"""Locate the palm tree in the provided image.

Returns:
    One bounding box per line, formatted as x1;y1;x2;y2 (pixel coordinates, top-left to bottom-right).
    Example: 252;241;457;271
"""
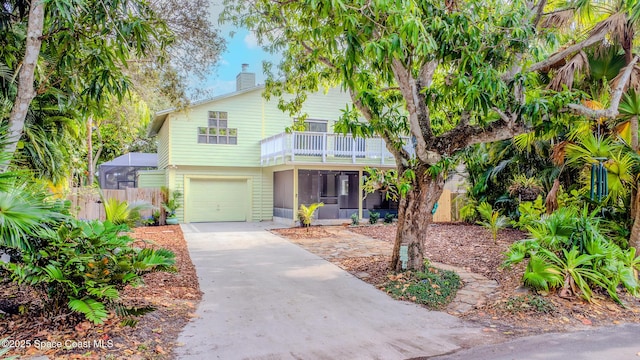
620;90;640;251
0;125;65;250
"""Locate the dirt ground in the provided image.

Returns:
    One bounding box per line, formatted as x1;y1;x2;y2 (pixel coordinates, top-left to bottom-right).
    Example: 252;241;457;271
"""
4;222;640;358
0;225;201;360
346;223;640;336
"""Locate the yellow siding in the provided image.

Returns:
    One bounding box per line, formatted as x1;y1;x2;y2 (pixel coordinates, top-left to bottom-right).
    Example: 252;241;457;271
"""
165;87;353;168
137;170;165;188
157;120;170;169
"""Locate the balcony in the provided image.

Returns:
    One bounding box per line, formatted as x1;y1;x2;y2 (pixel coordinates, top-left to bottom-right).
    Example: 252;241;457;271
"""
260;132;413;166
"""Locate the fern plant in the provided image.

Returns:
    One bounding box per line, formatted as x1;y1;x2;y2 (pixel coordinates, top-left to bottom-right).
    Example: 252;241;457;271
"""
476;202;508;244
298;202;324;228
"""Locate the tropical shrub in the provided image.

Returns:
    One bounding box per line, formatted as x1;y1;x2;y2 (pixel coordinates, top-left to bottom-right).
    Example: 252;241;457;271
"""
508;175;544;201
503;205;640;303
476;202;509;244
3;220;176;324
369;211;380;224
161;187;182;218
384;213;395;224
526;206;576;251
103;198;153;227
298;202;324;228
350;213;359;226
0;179;66;251
511;196;546;230
458;196;479;222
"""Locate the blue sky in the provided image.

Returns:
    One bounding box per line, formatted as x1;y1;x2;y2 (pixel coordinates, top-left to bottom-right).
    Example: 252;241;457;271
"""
190;2;278;98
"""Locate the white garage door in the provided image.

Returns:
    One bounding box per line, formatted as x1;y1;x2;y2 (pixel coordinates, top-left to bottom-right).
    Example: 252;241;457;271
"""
187;179;249;222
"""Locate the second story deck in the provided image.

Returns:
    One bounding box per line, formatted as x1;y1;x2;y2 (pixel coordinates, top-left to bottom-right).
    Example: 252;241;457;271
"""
260;131;413;166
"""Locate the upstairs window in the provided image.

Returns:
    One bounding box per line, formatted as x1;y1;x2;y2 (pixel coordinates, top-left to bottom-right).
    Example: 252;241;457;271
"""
303;119;327;132
198;111;238;144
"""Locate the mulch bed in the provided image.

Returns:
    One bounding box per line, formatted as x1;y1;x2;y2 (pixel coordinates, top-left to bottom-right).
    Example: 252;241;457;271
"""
1;225;201;360
339;223;640;335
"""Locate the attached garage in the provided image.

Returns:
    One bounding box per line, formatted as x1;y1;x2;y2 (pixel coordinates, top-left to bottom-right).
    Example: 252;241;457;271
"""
185;178;250;222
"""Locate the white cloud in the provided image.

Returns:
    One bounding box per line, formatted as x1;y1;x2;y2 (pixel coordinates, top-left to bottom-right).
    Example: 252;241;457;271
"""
244;32;259;49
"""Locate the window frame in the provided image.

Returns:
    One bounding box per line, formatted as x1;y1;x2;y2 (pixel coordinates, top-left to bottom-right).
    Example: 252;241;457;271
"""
198;111;238;145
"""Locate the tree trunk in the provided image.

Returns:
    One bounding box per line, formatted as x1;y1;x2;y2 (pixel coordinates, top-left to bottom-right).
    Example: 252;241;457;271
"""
2;1;45;171
87;117;94;186
390;171;444;272
545;178;560;214
630;195;640;252
629;116;640;254
631;115;638;220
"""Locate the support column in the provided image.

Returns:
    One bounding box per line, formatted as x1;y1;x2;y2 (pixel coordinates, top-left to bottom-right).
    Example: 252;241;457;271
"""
293;167;299;223
358;169;364;220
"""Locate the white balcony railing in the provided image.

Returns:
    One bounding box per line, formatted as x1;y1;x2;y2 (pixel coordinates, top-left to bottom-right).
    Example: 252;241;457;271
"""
260;131;413;165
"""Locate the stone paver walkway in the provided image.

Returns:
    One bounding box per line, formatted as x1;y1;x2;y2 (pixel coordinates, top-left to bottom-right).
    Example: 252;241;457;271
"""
277;226;499;315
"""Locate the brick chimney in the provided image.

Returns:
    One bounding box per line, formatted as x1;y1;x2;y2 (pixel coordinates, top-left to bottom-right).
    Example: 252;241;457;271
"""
236;63;256;91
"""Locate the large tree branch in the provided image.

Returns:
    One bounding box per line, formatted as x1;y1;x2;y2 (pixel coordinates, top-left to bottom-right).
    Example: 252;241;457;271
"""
502;18;610;82
434;117;528;155
3;1;45;172
300;41;337;69
568;55;640;119
391;59;441;165
532;0;548;27
528;30;607;73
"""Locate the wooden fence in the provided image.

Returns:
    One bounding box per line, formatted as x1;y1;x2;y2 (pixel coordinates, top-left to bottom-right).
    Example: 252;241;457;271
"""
433;189;452;222
67;187;164;222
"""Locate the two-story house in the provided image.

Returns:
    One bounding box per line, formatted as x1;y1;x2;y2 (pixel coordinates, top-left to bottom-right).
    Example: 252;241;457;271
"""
140;65;421;224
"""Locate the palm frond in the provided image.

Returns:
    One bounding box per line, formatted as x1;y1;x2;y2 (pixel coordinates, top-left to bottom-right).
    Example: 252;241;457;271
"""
619;89;640;116
523;253;564;292
68;297;108;324
548;51;589;91
540;8;575;29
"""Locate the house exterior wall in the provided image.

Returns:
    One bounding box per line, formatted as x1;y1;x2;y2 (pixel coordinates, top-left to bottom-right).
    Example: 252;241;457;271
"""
164;87;352;169
166;166;273;222
151;85;461;223
137;170;166;188
157;120;170;169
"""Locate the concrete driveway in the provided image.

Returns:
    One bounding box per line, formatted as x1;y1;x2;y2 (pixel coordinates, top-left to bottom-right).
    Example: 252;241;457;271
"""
175;222;497;360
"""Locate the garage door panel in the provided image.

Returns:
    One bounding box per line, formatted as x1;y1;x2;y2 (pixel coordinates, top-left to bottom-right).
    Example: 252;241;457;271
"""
188;179;248;222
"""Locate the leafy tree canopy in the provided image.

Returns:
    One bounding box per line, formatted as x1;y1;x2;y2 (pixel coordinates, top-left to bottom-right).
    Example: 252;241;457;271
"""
224;0;640;270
